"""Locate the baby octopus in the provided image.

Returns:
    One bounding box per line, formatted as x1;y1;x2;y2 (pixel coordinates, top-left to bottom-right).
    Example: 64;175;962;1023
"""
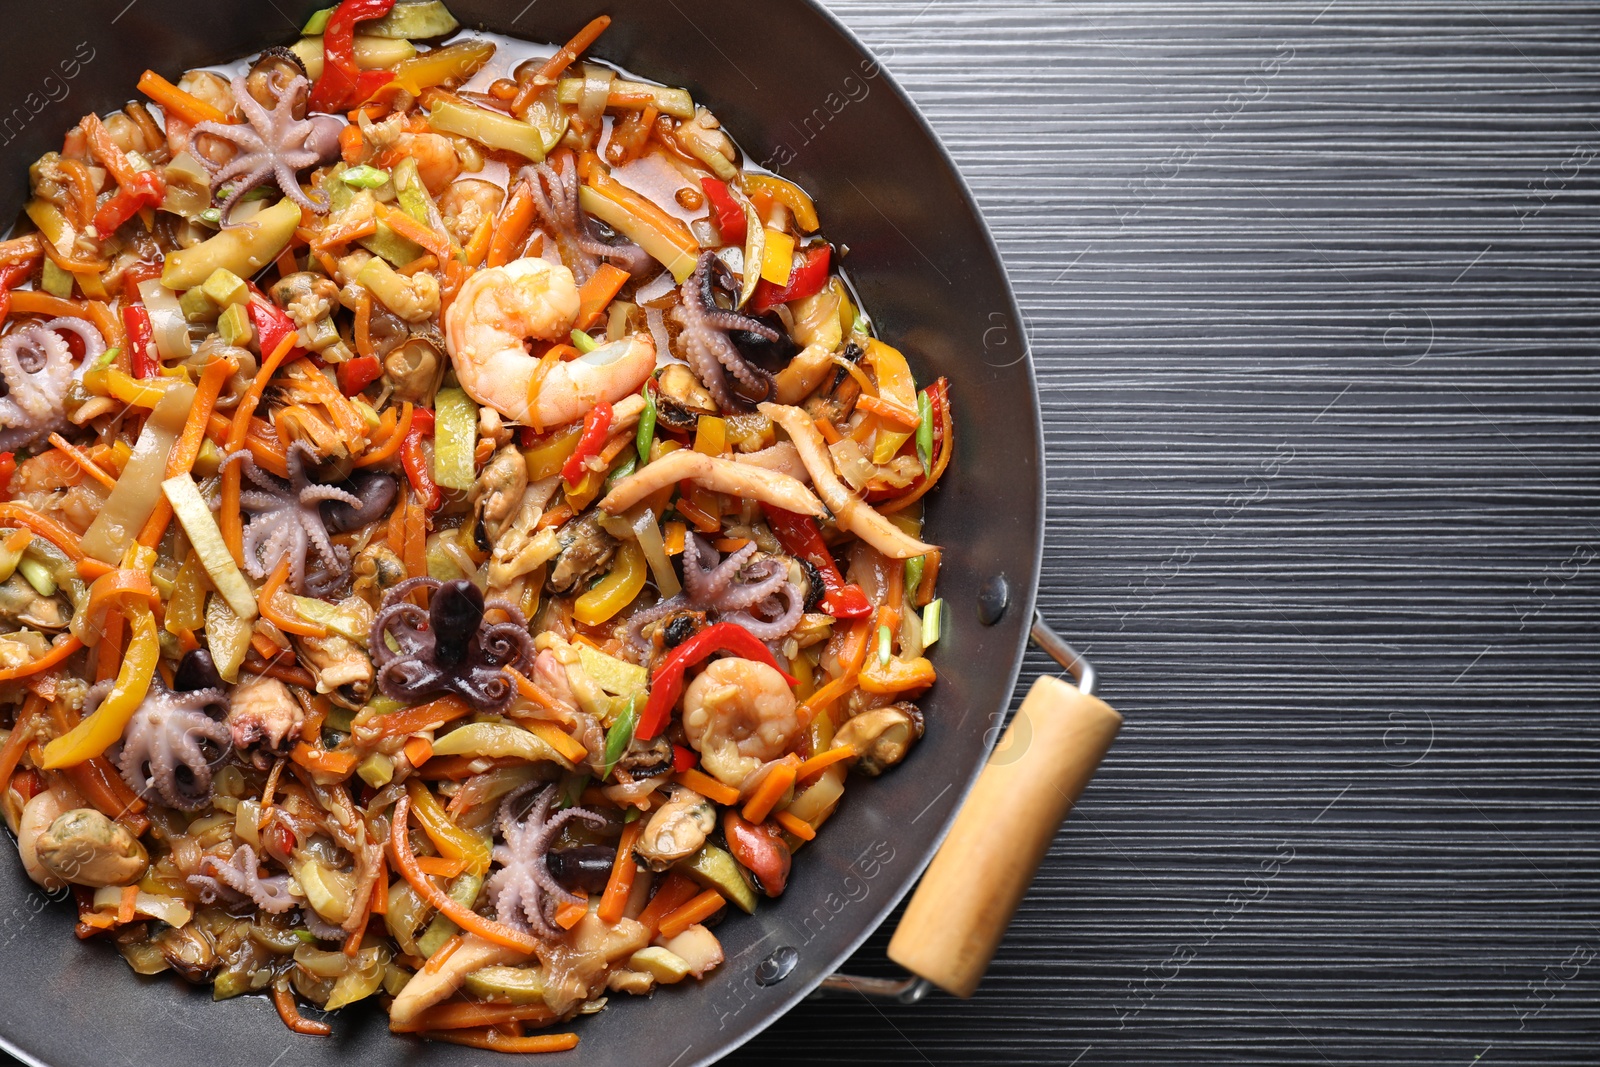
369;577;536;714
672;251;782;411
0;318;106;452
625;533;804;655
111;674;230;811
523;153;652;283
229;440;357;597
487;783;607;941
191;71;341;224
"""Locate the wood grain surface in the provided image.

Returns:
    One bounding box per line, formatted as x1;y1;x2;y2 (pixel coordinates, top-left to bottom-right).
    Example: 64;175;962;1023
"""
736;1;1600;1064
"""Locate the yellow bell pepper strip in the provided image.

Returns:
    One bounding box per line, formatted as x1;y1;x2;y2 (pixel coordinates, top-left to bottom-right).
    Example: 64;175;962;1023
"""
857;653;936;695
863;339;918;465
744;174;820;232
759;227;795;287
42;601;158;768
387;38;495;98
406;779;491;877
573;541;645;626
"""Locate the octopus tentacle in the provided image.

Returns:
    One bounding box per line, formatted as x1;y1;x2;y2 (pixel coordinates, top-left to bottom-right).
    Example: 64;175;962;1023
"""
231;442;354;594
370;579;534;713
671;251;779;410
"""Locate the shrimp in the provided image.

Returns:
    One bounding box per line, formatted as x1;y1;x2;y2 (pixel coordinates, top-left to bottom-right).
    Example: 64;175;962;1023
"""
681;657;806;788
438;178;504;247
444;256;656;428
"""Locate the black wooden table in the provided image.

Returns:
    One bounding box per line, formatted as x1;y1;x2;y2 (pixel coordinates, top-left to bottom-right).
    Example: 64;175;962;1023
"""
737;2;1600;1064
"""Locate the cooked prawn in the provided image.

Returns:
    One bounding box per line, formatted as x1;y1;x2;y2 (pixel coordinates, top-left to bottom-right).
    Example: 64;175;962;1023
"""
682;657;807;788
444;256;656;427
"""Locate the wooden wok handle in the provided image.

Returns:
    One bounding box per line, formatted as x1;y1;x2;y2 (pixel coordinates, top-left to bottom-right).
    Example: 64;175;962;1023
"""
887;675;1122;998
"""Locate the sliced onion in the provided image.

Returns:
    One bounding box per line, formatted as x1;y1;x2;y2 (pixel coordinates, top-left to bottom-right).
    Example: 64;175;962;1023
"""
645;306;674;365
577;63;616;129
737;192;763;308
137;277;193;362
630;506;681;599
634;270;676;307
829;437;876;492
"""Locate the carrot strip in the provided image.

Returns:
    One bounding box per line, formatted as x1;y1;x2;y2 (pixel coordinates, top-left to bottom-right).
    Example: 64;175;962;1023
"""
403;735;433;769
376;202;451;261
487;181;534;269
397;253;438;276
672;767;739;807
8;290;84;319
355;401;413;467
420;1029;578;1053
855;393;921;429
597;821;642;924
272;976;332;1036
205;414;290;477
392;998;557;1033
258;556;327;637
370;693;471;739
797;745;855;781
0;696;44;790
512;14;611;115
312;215;377;250
291;742;359;776
117;885;137;925
137;355;235;548
741;755;799;824
0;635;83;682
403;490;427;580
390;795;539;953
370;858;389;915
657;888;726;940
553;897;588;930
221;334;296;562
138;70;230;126
415;854;467;878
635;871;701;937
47;434;115;491
94;611;124;683
0;504;85;563
463;215;494;267
574;263;630;330
773;810;817;841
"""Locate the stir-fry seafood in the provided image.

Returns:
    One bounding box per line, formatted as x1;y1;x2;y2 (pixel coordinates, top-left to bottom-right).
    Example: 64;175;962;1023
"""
0;3;954;1053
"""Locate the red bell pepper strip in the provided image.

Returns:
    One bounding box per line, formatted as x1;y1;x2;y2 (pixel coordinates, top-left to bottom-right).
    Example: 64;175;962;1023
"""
0;452;16;502
561;400;613;487
93;171;164;237
245;292;305;362
639;622;796;740
751;245;830;314
401;407;441;510
700;178;746;245
121;261;163;305
763;505;873;619
868;376;950;503
672;744;697;773
0;263;32;322
336;354;383;396
121;304;157;379
307;0;397;114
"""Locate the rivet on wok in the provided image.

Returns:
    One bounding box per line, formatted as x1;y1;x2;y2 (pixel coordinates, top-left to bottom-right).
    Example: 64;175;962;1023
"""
977;574;1008;626
755;945;799;986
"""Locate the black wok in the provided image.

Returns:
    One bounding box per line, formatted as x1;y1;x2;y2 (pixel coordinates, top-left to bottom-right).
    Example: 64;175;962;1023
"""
0;2;1117;1063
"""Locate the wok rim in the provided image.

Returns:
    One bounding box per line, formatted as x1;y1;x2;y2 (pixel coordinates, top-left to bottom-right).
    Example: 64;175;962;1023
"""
0;2;1046;1064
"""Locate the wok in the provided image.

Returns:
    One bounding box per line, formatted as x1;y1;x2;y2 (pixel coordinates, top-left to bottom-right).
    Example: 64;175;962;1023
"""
0;2;1120;1063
